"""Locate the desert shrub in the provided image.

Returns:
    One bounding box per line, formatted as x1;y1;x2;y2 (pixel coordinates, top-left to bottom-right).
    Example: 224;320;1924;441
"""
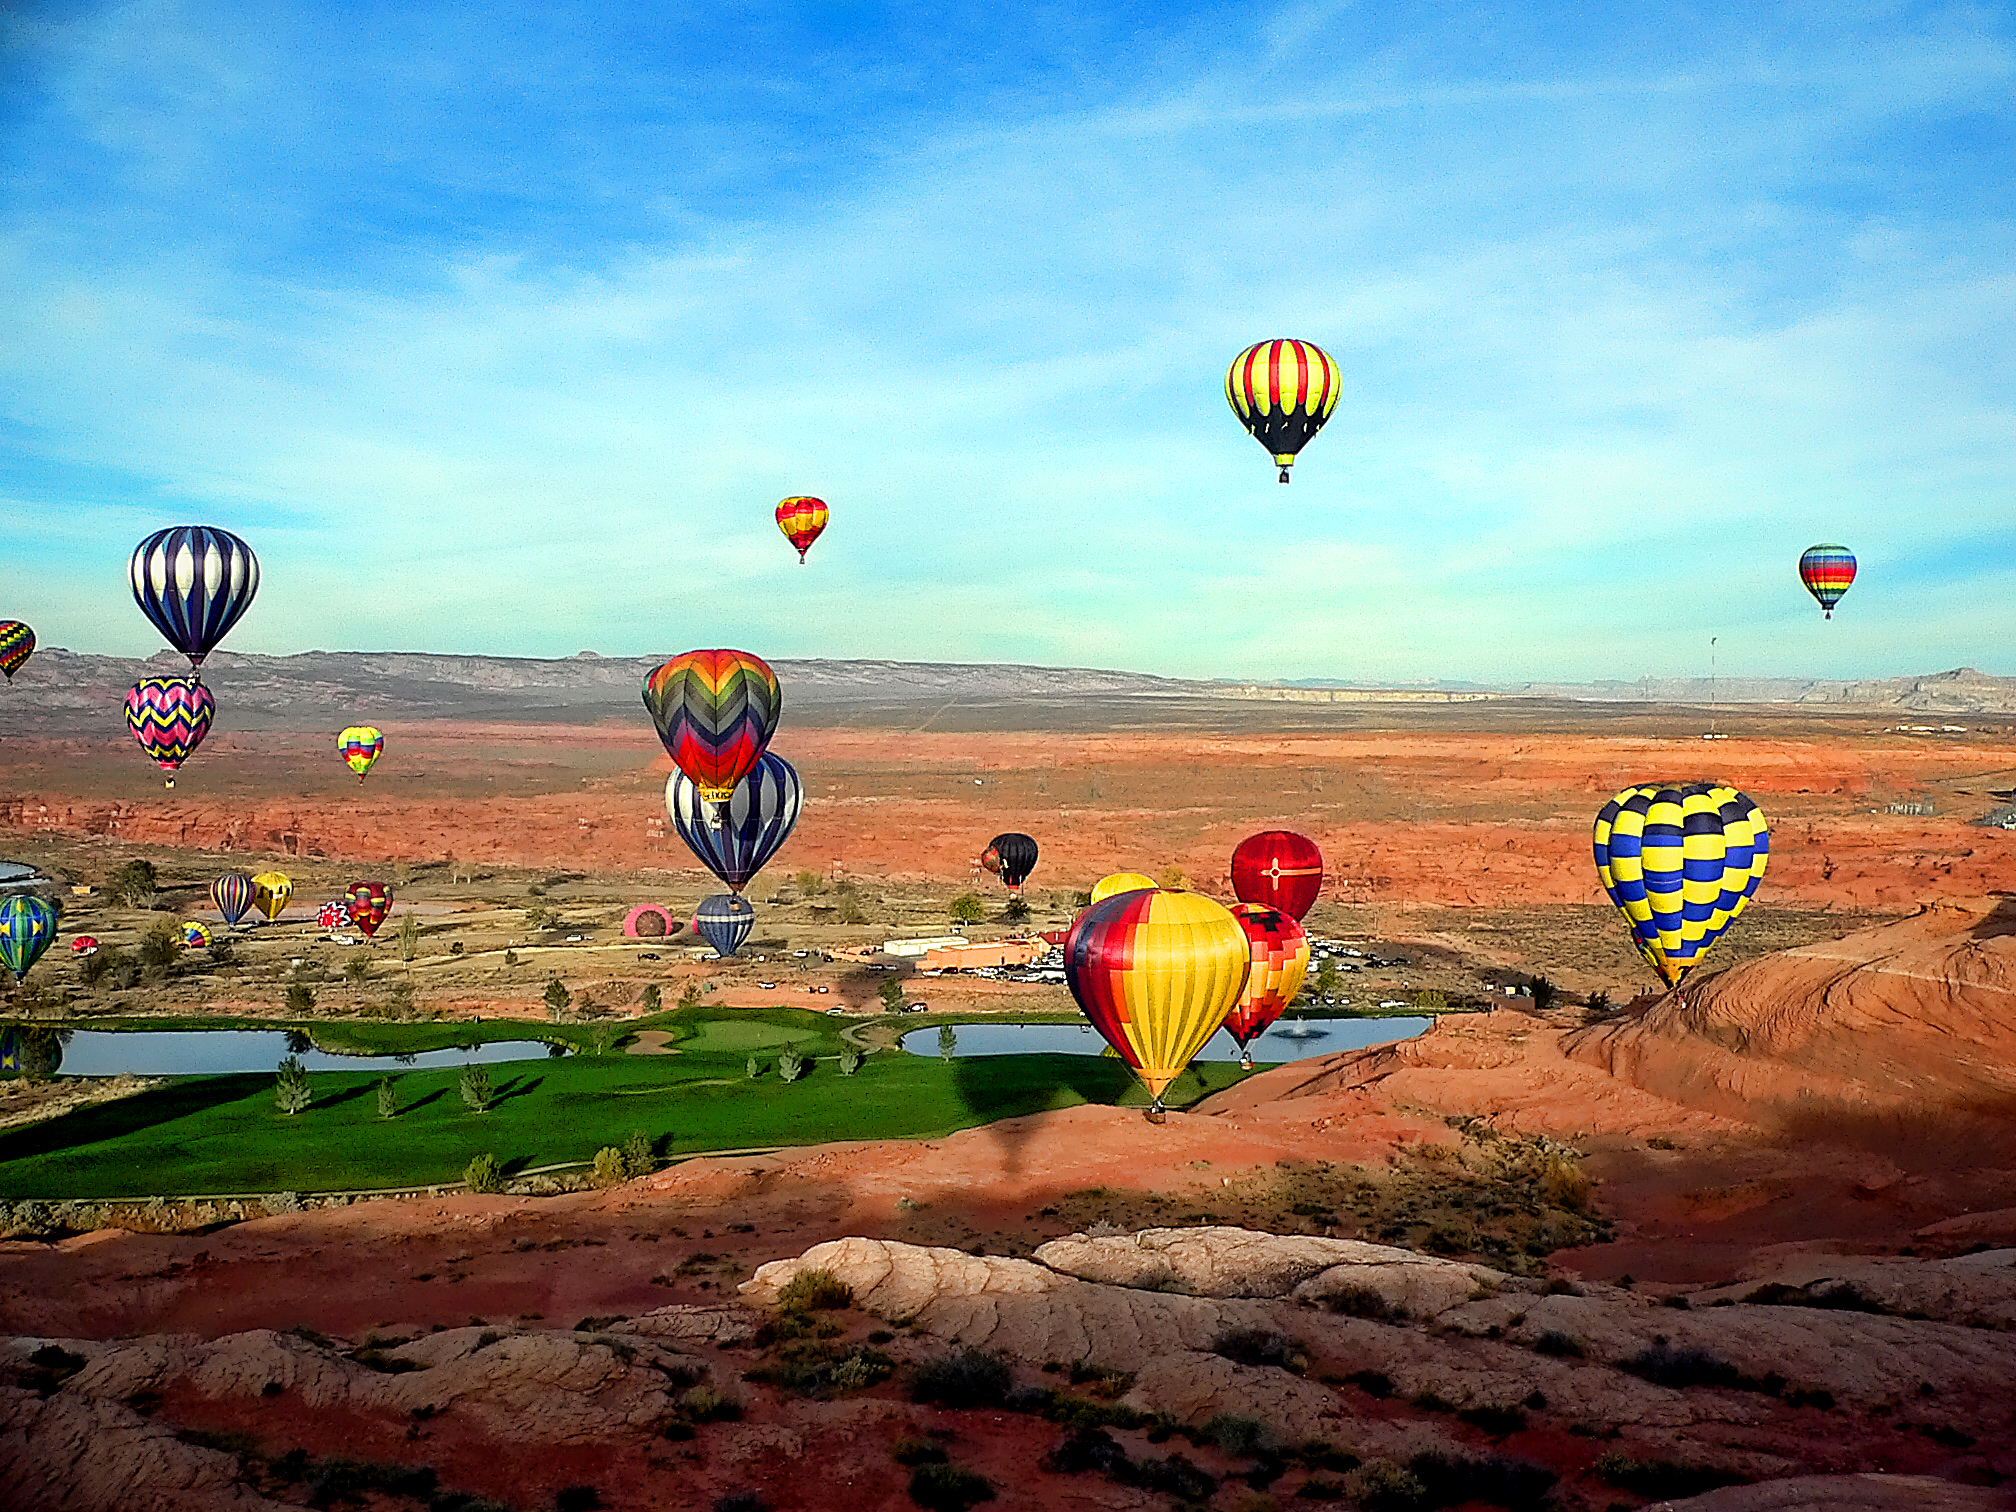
1204;1413;1276;1456
343;954;373;984
1124;1454;1216;1500
1322;1286;1402;1321
504;949;518;966
907;1463;994;1512
591;1147;627;1187
137;920;183;972
640;984;661;1012
1157;866;1187;890
947;892;984;924
107;859;160;908
1586;990;1611;1016
746;1340;893;1397
777;1048;806;1082
1041;1426;1132;1476
1209;1328;1305;1373
1593;1453;1750;1498
1540;1154;1593;1212
396;915;421;962
834;898;869;926
1456;1403;1527;1436
1410;988;1447;1010
680;1384;742;1421
1000;897;1029;923
459;1063;492;1113
449;940;465;956
894;1438;948;1466
1342;1368;1394;1398
465;1154;503;1194
1532;1330;1585;1358
839;1045;863;1076
1068;889;1093;907
794;869;827;897
776;1268;853;1314
1617;1340;1760;1391
1406;1450;1555;1509
544;978;572;1018
621;1129;655;1178
274;1055;312;1116
283;980;315;1014
1528;976;1556;1011
910;1347;1012;1409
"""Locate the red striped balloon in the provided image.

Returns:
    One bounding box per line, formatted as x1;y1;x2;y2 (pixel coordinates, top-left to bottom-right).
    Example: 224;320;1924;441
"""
1226;340;1341;482
776;497;829;562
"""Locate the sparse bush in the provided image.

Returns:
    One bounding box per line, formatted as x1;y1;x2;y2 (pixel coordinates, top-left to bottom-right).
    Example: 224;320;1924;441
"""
1157;866;1187;890
777;1268;853;1315
1348;1460;1424;1512
343;955;372;984
910;1347;1012;1409
274;1055;312;1116
396;914;421;962
1209;1328;1305;1373
1585;990;1611;1016
1068;889;1092;908
459;1062;493;1113
907;1462;994;1511
680;1384;742;1422
137;921;183;972
1001;896;1029;923
778;1048;806;1081
1410;988;1447;1010
1321;1286;1402;1321
1540;1154;1593;1212
504;949;518;966
794;869;827;897
544;978;572;1018
947;892;985;925
679;979;703;1008
1617;1340;1756;1391
1593;1453;1750;1498
1407;1449;1555;1509
894;1438;947;1466
107;859;160;908
465;1153;503;1194
622;1129;655;1178
640;984;661;1012
1457;1403;1527;1436
375;1077;397;1119
839;1046;863;1076
449;940;464;956
1204;1413;1276;1456
592;1147;627;1187
1533;1330;1585;1358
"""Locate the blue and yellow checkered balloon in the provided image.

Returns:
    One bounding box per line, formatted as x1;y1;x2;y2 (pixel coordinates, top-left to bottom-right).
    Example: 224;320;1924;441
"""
1594;783;1770;990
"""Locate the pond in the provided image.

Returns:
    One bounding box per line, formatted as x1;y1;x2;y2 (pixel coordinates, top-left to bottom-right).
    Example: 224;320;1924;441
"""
899;1015;1432;1063
35;1031;565;1079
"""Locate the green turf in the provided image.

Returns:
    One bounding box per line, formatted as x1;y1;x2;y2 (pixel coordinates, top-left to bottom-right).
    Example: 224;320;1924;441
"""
0;1016;1247;1198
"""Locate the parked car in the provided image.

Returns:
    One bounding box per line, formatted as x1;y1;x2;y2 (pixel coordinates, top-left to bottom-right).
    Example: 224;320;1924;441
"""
758;981;776;990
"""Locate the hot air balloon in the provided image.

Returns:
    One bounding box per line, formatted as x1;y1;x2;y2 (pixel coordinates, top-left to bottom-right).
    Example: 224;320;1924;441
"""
129;526;260;671
126;677;214;787
0;894;58;984
1226;339;1341;483
1090;871;1157;904
1594;783;1769;991
776;497;829;563
1065;888;1251;1118
1231;831;1324;920
338;726;385;782
984;833;1039;894
643;649;782;805
69;936;99;956
317;901;350;931
344;882;392;939
210;872;255;928
251;871;293;923
181;920;213;950
666;752;803;892
694;893;757;957
623;903;677;939
0;621;35;681
0;1025;17;1071
1799;543;1856;619
1224;903;1312;1068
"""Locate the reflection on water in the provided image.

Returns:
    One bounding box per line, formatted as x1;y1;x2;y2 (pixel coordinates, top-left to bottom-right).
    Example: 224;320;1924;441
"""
46;1030;563;1078
900;1016;1432;1063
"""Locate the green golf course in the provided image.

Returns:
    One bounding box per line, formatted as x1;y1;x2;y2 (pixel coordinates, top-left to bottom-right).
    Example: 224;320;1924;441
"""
0;1008;1247;1199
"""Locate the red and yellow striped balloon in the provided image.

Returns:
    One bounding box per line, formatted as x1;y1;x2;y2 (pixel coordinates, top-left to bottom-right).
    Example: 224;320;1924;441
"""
641;649;782;803
776;497;829;562
1065;888;1250;1107
1223;903;1311;1056
1226;339;1342;482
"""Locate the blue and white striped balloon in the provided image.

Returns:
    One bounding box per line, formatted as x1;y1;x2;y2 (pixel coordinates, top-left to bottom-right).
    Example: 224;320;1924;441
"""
666;751;803;892
694;893;756;957
129;526;260;670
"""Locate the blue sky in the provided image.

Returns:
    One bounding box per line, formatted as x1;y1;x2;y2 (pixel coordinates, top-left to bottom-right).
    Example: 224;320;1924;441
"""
3;0;2012;683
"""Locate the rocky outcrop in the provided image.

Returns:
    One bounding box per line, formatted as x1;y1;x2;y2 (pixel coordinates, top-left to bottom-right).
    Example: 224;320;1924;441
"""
1565;900;2016;1120
1649;1474;2010;1510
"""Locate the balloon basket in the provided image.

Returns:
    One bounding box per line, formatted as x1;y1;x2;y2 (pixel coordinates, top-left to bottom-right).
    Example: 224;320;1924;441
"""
1144;1102;1167;1125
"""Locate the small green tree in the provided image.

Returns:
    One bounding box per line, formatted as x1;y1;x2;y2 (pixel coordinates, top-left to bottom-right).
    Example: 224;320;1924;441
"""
590;1023;615;1056
544;977;572;1019
778;1047;806;1082
107;859;159;908
1410;987;1447;1010
621;1129;654;1178
284;981;315;1014
460;1062;493;1113
1314;958;1340;998
839;1045;863;1076
591;1146;627;1186
274;1055;312;1116
937;1025;958;1060
1158;865;1188;891
745;1055;763;1080
878;978;906;1013
375;1076;397;1119
1001;896;1030;924
396;914;422;963
947;892;984;925
343;954;372;984
1529;975;1557;1012
465;1153;503;1193
678;979;702;1008
640;984;662;1013
794;869;827;897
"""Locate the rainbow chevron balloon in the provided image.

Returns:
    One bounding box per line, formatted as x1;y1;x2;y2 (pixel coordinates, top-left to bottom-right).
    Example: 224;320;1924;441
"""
642;649;781;802
0;620;35;681
125;676;214;785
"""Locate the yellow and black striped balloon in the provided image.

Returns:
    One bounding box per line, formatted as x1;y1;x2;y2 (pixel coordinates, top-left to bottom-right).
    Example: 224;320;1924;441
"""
1593;783;1769;990
1226;339;1341;482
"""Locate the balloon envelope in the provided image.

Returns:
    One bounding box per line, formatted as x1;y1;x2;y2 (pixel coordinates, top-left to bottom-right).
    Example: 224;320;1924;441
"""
1799;543;1856;618
1593;783;1770;990
1230;831;1324;920
0;621;35;681
344;882;392;939
1065;888;1250;1103
210;872;255;927
181;920;212;949
251;872;293;922
986;832;1039;891
1224;903;1311;1050
126;677;213;780
0;894;58;983
666;752;803;892
1090;871;1157;904
643;649;782;803
776;497;829;562
694;893;756;957
1226;339;1341;482
317;901;351;931
128;526;259;668
338;726;385;781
